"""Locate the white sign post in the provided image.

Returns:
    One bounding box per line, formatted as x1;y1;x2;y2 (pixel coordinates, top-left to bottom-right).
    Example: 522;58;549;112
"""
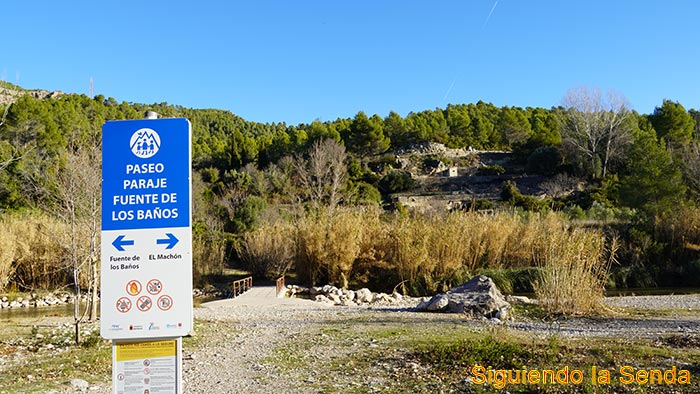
100;117;192;394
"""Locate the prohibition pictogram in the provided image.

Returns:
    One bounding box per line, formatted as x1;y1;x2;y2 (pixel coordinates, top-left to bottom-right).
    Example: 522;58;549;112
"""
147;279;163;295
116;297;132;313
157;295;173;311
126;280;142;296
137;296;152;312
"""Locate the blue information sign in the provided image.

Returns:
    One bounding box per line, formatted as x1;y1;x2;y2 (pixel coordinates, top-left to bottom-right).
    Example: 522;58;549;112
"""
100;118;193;340
102;118;191;231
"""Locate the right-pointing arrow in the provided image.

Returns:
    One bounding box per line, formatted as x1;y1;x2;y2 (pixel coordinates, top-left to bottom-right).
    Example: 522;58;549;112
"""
156;233;179;250
112;235;134;252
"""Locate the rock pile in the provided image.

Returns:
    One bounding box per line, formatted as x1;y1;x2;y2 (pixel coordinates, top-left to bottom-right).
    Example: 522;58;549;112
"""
395;142;472;158
416;275;511;320
192;287;226;299
285;284;420;307
1;287;221;310
0;292;77;309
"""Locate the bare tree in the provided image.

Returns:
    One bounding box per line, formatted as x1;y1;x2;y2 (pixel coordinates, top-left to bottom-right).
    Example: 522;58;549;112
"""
0;82;16;172
295;139;348;210
560;87;633;179
681;140;700;195
0;125;37;174
50;132;101;343
0;102;9;129
540;173;580;199
0;79;12;128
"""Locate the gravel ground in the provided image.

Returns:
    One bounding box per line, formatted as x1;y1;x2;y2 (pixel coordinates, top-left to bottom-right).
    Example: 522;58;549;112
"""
11;293;700;393
183;294;700;393
504;294;700;339
605;294;700;310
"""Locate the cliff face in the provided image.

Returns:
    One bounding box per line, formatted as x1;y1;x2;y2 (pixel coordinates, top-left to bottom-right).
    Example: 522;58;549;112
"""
0;83;63;107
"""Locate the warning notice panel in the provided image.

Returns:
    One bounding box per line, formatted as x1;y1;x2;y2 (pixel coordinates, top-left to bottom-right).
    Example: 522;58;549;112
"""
113;339;178;394
100;118;193;340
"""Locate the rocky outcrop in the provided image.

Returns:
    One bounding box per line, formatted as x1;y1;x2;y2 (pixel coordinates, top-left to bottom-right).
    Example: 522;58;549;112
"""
0;84;64;106
416;275;510;319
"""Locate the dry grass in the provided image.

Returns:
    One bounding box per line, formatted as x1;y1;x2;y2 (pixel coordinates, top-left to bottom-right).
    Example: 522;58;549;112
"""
294;208;365;288
235;221;294;280
3;204;616;316
192;227;228;281
387;216;432;293
532;214;617;314
0;212;68;291
241;209;616;314
656;205;700;255
241;208;614;314
0;217;16;290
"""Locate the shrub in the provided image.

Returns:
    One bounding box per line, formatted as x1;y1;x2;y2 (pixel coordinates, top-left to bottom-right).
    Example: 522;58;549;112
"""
379;171;415;194
351;181;382;205
500;180;549;212
563;204;585;220
500;180;519;203
476;165;506;176
230;195;267;232
368;154;398;173
463;199;495;211
526;146;562;175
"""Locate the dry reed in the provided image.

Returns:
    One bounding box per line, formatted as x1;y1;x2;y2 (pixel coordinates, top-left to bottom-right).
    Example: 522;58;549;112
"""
532;214;617;314
0;212;69;291
294;208;365;288
236;221;294;280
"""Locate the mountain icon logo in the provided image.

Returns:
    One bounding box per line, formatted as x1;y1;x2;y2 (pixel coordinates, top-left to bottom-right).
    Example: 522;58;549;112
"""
130;128;161;158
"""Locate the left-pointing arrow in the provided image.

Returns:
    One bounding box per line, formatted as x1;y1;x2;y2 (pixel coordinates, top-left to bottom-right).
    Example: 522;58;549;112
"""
112;235;134;252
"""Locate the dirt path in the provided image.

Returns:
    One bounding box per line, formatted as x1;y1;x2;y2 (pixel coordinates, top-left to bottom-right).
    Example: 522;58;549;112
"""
185;286;335;392
181;292;700;393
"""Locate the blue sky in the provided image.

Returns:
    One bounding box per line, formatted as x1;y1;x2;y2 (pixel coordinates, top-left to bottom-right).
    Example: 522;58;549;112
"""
3;1;699;125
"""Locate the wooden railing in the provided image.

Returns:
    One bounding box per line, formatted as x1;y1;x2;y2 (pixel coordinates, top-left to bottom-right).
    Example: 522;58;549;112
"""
275;276;285;296
231;276;253;298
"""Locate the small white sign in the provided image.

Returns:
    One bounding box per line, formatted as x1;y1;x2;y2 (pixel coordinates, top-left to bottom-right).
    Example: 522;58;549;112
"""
100;227;192;339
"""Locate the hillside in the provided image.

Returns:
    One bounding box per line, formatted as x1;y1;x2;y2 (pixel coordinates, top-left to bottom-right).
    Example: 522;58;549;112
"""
1;84;699;293
386;142;563;214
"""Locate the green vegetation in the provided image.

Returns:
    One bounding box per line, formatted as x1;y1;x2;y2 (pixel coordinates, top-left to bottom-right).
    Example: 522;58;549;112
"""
476;164;506;176
265;313;700;393
0;318;224;393
1;83;700;310
0;322;110;393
